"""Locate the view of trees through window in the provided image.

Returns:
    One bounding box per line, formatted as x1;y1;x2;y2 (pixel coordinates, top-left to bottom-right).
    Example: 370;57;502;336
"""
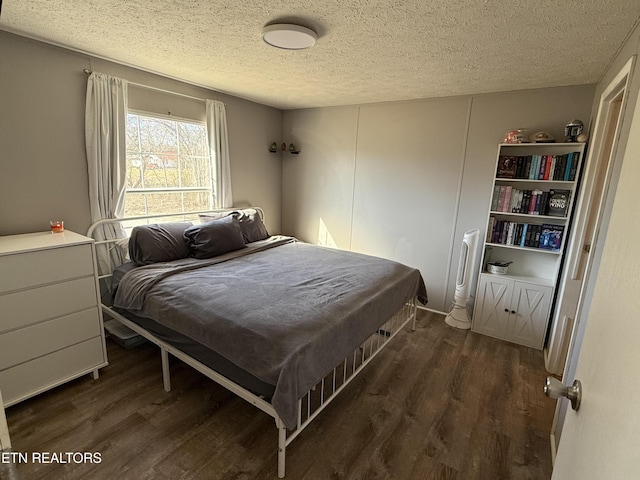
125;112;215;218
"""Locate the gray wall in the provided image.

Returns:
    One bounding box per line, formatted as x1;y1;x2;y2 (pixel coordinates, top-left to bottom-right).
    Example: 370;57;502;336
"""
0;29;597;314
0;31;283;237
283;85;595;312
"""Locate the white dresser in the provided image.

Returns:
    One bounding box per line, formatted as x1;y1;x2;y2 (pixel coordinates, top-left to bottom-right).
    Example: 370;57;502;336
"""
0;231;108;407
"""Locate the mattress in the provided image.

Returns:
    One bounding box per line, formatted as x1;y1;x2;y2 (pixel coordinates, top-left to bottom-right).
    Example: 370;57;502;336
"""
113;307;276;398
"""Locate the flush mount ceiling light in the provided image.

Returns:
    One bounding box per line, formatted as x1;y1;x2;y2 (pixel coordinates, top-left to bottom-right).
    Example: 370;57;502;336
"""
261;24;317;50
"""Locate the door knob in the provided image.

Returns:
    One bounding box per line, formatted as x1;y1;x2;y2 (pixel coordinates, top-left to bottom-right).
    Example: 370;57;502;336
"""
544;376;582;411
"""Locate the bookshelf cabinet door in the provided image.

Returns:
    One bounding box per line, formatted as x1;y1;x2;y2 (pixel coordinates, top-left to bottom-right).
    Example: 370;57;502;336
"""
472;275;512;340
508;282;553;349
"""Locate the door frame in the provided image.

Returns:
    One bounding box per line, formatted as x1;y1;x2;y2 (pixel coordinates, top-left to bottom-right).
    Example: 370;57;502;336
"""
549;55;636;461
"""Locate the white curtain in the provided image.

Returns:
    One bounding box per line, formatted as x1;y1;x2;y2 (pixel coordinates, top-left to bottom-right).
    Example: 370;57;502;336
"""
206;99;233;208
85;72;128;275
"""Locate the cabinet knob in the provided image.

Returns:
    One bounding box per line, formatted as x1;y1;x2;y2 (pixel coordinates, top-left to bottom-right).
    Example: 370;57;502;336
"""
511;310;516;314
504;308;509;313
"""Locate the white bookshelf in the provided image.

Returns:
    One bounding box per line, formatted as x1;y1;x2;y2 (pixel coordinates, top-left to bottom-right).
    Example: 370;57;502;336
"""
472;142;586;349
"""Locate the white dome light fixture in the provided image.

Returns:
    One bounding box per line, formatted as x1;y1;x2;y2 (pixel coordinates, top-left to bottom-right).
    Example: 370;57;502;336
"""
261;24;317;50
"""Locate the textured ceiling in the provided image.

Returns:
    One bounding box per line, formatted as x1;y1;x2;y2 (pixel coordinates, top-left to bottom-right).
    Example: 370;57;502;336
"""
2;0;640;110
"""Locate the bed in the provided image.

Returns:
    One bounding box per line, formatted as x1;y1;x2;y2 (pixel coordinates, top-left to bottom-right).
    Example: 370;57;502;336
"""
88;208;427;477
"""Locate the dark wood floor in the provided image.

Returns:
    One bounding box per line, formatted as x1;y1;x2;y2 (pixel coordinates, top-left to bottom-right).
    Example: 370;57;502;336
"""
4;310;555;479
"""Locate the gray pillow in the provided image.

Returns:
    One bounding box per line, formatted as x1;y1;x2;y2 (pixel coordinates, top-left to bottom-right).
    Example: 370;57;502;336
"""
183;215;246;259
129;222;192;265
199;208;270;243
232;209;270;243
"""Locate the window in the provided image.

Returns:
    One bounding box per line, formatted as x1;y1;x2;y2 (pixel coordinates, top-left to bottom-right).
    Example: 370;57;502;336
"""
125;112;215;218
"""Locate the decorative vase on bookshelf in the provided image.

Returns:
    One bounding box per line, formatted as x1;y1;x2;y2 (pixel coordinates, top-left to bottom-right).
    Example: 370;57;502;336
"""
472;142;586;349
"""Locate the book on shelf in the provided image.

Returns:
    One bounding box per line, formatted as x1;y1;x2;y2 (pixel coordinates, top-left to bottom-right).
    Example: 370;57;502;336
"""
487;219;564;251
506;222;515;245
528;190;539;214
515;157;525;178
519;189;531;214
509;188;522;213
497;185;507;211
529;155;538;180
554;154;567;180
524;156;533;179
515;189;524;213
538;224;565;251
538;155;547;180
486;217;496;242
496;155;518;178
568;151;580;181
535;225;544;247
528;189;547;215
525;224;539;248
491;186;560;216
526;224;543;248
495;151;581;181
543;155;553;180
539;191;549;215
491;185;500;211
500;185;512;212
546;189;571;217
519;223;529;247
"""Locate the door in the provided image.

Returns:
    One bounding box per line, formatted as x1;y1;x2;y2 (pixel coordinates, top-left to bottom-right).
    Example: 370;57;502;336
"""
552;67;640;478
472;274;511;338
549;56;636;455
509;282;552;348
545;58;634;376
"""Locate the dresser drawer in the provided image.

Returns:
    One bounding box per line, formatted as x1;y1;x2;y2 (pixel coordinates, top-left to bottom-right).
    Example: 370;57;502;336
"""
0;277;98;334
0;243;94;293
0;308;101;370
0;337;106;407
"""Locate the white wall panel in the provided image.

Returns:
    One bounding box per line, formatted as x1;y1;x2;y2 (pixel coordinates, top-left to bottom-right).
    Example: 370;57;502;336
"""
282;106;359;246
350;98;471;311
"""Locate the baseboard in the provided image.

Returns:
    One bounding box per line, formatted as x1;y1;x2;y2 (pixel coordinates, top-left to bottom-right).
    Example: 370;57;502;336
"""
550;431;558;465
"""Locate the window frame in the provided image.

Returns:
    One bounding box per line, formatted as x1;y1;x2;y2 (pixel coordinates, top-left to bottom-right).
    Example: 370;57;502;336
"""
124;109;215;218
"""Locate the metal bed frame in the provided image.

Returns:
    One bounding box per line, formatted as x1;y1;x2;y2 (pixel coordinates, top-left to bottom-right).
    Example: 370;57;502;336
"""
87;210;418;478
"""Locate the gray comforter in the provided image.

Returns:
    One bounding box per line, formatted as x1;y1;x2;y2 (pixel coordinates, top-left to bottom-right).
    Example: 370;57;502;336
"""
114;237;427;429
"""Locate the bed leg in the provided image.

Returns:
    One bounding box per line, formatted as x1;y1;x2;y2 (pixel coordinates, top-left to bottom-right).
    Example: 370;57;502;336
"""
161;348;171;392
276;417;287;478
